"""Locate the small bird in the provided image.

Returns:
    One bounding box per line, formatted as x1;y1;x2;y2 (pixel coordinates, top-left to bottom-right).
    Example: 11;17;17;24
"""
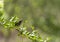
15;20;23;26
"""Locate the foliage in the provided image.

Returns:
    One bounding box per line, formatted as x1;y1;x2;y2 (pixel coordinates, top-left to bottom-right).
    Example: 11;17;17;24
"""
0;2;50;42
4;0;60;42
0;11;49;42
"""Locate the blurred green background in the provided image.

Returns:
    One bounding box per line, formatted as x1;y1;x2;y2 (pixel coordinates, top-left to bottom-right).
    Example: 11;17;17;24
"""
1;0;60;42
